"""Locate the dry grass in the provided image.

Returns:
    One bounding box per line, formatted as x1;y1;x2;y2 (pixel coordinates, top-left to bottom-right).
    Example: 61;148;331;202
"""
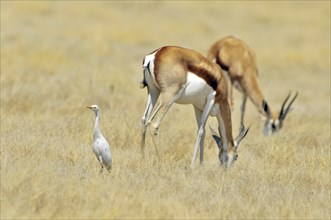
1;1;330;219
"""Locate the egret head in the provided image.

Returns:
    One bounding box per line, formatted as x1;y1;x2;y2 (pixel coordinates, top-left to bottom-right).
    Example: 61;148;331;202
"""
86;104;100;114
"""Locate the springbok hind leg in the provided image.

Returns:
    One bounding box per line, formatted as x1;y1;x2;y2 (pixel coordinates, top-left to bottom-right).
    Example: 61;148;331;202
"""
141;89;160;156
151;84;188;136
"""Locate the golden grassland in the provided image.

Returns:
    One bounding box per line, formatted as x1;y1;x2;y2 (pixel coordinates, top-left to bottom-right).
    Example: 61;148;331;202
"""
1;1;330;219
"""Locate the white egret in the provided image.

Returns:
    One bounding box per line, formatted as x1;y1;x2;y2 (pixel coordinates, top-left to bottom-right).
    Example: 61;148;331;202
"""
86;105;112;173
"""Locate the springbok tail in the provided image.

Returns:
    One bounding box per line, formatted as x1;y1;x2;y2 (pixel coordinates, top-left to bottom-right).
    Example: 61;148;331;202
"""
140;49;159;89
140;58;149;89
140;78;147;89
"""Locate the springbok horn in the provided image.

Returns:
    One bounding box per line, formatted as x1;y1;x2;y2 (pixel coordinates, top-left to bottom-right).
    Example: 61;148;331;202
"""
234;123;251;148
279;91;299;121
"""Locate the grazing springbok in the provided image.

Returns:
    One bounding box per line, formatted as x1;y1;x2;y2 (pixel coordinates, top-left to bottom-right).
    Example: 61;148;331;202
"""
140;46;249;167
207;36;298;136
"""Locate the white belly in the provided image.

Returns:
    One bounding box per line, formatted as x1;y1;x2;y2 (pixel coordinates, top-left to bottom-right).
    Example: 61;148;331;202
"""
176;72;216;112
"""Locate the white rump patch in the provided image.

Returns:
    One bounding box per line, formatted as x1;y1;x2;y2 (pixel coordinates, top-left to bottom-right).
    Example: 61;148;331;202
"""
143;51;160;89
143;51;157;68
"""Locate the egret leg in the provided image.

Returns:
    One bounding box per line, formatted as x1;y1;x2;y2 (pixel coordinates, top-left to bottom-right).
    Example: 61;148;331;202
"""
98;156;104;174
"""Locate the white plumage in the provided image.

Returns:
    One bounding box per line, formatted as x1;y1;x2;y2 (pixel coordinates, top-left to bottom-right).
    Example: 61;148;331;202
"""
86;105;112;173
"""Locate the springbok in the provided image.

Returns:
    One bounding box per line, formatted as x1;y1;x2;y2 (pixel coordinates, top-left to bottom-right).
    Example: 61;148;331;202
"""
140;46;249;167
207;36;298;136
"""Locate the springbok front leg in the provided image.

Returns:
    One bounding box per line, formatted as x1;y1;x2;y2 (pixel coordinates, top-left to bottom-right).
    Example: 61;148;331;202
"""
191;92;215;167
223;71;234;110
193;107;204;164
240;95;247;130
217;97;235;167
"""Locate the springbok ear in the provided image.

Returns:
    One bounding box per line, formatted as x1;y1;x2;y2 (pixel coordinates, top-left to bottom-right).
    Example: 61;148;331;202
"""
262;100;271;118
212;135;223;149
209;126;223;149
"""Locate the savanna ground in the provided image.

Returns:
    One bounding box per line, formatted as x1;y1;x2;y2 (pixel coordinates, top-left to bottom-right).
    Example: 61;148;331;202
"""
1;1;330;219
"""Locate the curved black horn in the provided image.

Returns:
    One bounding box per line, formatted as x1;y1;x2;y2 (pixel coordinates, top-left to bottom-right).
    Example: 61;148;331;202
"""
234;123;251;148
279;91;299;120
279;92;292;117
209;126;223;149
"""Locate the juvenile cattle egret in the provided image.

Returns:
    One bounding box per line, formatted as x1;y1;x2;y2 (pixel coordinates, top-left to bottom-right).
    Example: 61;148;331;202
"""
86;105;112;173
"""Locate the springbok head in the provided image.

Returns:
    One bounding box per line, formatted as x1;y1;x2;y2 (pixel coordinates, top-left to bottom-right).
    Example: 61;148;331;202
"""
210;124;250;167
262;91;299;136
